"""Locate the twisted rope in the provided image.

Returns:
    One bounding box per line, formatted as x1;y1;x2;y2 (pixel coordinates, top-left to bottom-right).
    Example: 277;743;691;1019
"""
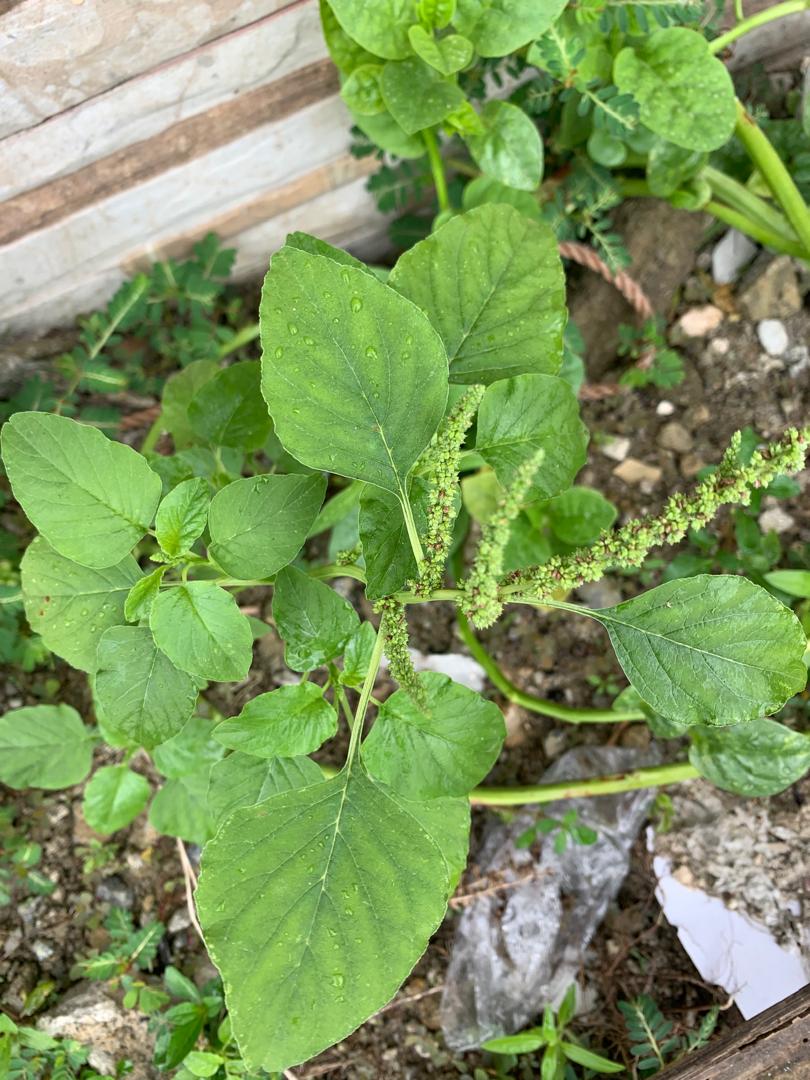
557;240;655;321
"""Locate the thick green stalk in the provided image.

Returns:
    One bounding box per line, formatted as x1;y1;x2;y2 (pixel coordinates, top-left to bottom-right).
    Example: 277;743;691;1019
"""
710;0;810;54
423;128;450;214
705;201;809;259
733;99;810;256
218;321;261;359
456;612;644;724
469;763;700;805
140;412;165;455
702;165;799;242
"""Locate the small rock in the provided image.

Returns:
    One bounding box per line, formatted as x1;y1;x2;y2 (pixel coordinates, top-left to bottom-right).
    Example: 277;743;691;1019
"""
543;730;568;760
737;255;802;319
503;703;526;749
680;454;706;479
711;229;758;285
168;908;192;934
786;345;810;377
756;319;789;357
600;436;631;463
759;507;795;534
658;422;694;453
30;939;55;962
689;404;711;426
410;650;486;692
578;580;623;608
676;304;724;338
95;874;134;909
656;400;675;417
613;458;663;487
711;337;730;355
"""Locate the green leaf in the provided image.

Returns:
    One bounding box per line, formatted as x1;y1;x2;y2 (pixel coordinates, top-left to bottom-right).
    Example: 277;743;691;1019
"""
454;0;567;56
152;715;225;779
83;765;151;834
341;622;378;687
326;0;418;59
1;413;161;567
351;109;427;158
466;101;543;191
381;57;465;134
613;28;736;152
764;570;810;599
646;138;704;198
384;786;470;890
208;473;326;580
124;565;166;623
462;175;541;218
689;719;810;797
363;672;505;797
184;1051;223;1078
214;684;337;758
359;477;431;600
407;26;473;75
272;566;360;671
585;575;808;726
548;487;617;546
195;766;453;1072
161;360;220;450
207;752;323;825
319;0;377;73
389;204;564;384
188;361;272;450
0;705;93;789
155;478;210;558
475;375;588;501
260;243;448;496
149;770;216;845
20;537;140;672
483;1030;546;1054
150;581;254;682
341;64;385;115
561;1041;624;1073
94;626;198;749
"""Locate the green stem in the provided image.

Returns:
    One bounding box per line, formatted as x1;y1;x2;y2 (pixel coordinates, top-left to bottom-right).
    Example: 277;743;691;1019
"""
423;128;450;214
140;412;164;455
710;0;810;53
705;200;809;259
733;99;810;256
469;763;699;806
345;623;385;766
456;612;644;724
702;165;799;242
399;493;425;565
309;563;367;584
218;322;261;359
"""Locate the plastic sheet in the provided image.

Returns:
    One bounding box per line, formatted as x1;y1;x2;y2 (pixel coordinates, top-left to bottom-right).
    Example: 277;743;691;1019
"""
440;746;660;1049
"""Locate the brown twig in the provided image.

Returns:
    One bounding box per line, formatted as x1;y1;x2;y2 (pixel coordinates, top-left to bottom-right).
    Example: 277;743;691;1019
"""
449;866;550;908
378;984;444;1014
175;837;204;943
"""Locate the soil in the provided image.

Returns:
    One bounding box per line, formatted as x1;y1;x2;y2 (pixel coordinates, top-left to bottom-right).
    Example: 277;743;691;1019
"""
1;223;809;1078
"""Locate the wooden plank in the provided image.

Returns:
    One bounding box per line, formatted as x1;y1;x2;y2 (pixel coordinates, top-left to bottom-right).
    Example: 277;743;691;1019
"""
661;984;810;1079
0;96;387;333
0;59;338;246
0;0;308;139
0;0;326;201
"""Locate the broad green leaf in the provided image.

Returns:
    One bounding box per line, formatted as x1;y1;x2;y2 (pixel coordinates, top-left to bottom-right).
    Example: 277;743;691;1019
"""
359;477;431;600
462;175;541;218
152;715;224;779
0;705;93;789
319;0;377;73
363;672;505;797
150;581;254;682
207;752;323;824
155;478;210;558
285;232;370;272
548;487;617;546
351;109;427;158
461;469;502;524
454;0;567;56
418;0;455;28
21;537;140;672
341;64;385;115
195;766;452;1072
272;566;360;671
407;26;473;76
213;684;337;758
162;360;220;450
340;622;378;687
503;512;551;573
585;575;808;726
94;626;198;749
149;769;215;845
384;786;470;890
83;765;151;834
326;0;418;59
310;481;364;537
646;138;704;198
466;101;543;191
124;565;166;623
381;57;465;134
689;719;810;797
183;1051;222;1078
389;205;564;384
613;28;736;152
188;361;272;451
1;412;161;567
208;473;326;580
260;244;448;496
476;375;588;501
765;570;810;599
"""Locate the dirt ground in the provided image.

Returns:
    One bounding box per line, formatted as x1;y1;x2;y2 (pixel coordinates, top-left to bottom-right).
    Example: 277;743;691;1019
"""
1;221;809;1077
